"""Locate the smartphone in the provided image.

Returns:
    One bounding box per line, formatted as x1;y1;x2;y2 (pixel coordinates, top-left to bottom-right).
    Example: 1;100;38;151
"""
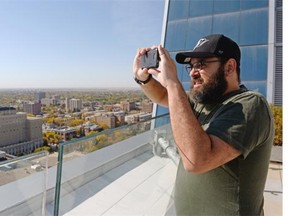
141;48;160;69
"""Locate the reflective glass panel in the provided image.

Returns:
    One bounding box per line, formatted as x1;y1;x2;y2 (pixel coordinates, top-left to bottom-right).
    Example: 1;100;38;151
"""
241;46;268;81
168;0;189;20
239;9;268;45
213;0;240;13
212;13;240;41
0;151;48;215
241;0;268;10
165;21;187;50
185;16;213;49
189;0;213;17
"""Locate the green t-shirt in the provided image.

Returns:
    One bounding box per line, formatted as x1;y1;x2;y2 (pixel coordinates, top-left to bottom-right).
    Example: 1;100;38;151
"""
174;85;274;216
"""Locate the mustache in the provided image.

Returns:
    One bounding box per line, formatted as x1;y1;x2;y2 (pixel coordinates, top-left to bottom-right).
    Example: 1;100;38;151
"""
192;77;204;84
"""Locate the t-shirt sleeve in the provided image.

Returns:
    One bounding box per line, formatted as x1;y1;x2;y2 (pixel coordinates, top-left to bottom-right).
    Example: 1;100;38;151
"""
205;93;273;159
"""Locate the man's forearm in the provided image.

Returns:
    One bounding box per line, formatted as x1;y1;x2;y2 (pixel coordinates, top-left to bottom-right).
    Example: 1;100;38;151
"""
140;77;168;107
166;81;212;171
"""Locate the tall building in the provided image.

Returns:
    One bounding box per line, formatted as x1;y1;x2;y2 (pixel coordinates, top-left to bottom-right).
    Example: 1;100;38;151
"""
41;98;58;106
155;0;282;116
121;101;136;112
23;102;42;115
0;107;43;155
65;97;70;113
70;99;82;112
66;98;83;112
35;91;46;103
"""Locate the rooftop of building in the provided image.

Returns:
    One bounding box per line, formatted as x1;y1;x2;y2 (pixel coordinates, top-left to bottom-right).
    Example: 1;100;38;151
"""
0;106;16;111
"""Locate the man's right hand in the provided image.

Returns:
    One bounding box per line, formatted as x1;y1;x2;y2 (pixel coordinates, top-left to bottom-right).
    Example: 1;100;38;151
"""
133;47;153;81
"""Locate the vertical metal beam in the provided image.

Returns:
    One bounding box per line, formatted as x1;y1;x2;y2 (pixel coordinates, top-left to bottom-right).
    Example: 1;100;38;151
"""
53;145;64;216
267;0;276;104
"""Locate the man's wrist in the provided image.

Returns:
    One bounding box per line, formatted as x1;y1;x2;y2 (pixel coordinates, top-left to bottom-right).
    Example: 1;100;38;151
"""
134;74;152;85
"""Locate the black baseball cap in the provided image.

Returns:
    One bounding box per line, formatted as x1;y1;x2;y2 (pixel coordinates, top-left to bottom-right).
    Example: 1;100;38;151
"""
175;34;240;66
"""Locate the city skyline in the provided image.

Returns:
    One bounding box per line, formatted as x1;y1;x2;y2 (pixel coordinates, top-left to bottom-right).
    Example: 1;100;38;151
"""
0;0;165;89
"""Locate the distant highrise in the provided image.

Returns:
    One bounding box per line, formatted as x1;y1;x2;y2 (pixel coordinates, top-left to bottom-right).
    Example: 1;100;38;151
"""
35;92;46;103
41;98;57;106
23;102;41;115
121;101;136;112
65;98;70;112
66;98;82;112
0;107;43;155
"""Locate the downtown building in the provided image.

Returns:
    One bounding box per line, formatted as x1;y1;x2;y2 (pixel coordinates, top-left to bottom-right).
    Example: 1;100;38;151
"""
65;98;83;112
35;91;46;103
155;0;282;116
23;102;42;115
0;107;43;156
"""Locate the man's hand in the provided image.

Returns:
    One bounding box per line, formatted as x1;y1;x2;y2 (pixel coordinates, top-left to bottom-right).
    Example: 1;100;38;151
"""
148;45;179;88
133;47;152;81
133;46;179;88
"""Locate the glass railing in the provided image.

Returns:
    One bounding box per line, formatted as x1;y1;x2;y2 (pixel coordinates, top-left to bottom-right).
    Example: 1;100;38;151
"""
0;111;281;215
0;151;48;216
54;113;175;215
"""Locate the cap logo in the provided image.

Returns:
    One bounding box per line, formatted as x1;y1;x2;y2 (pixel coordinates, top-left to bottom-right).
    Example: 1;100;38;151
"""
193;38;209;50
183;57;191;63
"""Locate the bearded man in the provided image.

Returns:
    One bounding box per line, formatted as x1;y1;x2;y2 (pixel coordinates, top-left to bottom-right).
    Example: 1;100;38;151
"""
133;34;274;216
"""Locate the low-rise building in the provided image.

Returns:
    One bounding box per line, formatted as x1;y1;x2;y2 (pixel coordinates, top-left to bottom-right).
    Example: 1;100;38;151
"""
96;114;116;129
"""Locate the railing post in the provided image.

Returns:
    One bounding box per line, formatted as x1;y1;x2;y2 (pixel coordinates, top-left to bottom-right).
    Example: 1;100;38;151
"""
53;144;64;216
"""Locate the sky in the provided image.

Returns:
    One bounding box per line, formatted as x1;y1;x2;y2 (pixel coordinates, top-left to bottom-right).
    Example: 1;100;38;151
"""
0;0;165;89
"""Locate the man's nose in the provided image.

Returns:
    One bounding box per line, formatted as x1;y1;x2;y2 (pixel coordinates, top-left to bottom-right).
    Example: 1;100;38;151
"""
191;69;200;78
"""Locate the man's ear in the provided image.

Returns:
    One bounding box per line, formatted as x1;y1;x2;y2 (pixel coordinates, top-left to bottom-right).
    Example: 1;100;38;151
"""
225;59;237;76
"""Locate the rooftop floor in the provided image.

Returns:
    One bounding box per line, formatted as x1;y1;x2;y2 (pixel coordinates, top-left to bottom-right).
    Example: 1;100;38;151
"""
264;162;283;216
47;151;282;216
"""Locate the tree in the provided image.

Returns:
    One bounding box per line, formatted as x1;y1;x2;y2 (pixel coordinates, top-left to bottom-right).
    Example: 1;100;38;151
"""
68;119;84;127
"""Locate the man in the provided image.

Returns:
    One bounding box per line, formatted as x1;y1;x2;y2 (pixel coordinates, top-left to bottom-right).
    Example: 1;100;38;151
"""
133;34;274;215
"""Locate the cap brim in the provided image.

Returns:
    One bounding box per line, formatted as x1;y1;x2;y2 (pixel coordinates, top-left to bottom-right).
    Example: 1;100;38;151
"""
175;52;217;64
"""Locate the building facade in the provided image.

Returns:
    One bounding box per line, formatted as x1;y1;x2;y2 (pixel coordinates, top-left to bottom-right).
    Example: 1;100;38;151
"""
66;98;83;112
41;98;58;106
23;102;42;115
96;114;116;129
35;91;46;103
0;107;43;155
154;0;282;117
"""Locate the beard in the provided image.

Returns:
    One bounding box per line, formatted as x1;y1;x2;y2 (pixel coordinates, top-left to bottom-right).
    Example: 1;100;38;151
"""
190;65;227;104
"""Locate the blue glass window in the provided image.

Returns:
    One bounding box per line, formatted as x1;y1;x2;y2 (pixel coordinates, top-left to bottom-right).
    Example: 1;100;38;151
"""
213;0;240;14
181;66;191;82
239;9;268;45
189;0;213;17
242;81;267;97
241;0;268;10
155;105;169;117
212;13;240;41
240;46;268;81
158;0;271;119
168;52;183;80
168;0;189;20
185;16;213;49
165;21;187;51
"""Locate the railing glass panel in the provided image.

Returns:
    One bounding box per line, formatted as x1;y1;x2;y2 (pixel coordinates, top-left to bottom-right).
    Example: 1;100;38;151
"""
0;151;49;216
54;114;177;216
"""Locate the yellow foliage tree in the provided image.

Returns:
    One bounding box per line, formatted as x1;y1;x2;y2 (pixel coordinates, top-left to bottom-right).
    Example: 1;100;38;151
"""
271;105;282;146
